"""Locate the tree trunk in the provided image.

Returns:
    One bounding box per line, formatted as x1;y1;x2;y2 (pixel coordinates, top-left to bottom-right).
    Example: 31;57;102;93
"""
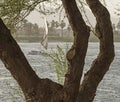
0;0;114;102
0;19;63;102
77;0;115;102
61;0;90;101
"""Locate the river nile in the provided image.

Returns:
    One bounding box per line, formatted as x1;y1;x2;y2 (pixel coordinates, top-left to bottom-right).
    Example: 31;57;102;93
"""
0;42;120;102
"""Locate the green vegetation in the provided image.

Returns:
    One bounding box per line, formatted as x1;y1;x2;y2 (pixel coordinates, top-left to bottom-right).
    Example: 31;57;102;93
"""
44;45;69;84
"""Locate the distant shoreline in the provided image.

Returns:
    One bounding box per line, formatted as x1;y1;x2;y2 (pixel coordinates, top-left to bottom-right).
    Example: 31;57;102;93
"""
13;33;120;43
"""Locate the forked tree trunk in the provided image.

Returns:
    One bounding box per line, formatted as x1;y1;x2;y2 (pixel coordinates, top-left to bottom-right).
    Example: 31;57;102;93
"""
0;0;114;102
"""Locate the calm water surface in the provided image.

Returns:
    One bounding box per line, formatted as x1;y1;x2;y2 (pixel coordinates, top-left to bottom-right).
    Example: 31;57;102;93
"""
0;42;120;102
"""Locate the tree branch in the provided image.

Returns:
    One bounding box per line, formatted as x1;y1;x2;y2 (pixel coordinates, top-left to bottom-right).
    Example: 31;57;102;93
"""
0;18;63;102
0;18;40;93
61;0;90;101
77;0;115;101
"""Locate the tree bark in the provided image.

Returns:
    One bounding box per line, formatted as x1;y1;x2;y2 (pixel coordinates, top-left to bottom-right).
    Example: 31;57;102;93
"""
0;19;63;102
0;0;114;102
77;0;115;102
61;0;90;101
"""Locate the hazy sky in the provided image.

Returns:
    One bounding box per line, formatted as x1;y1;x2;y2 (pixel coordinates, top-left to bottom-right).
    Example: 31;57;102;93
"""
106;0;119;15
26;0;120;27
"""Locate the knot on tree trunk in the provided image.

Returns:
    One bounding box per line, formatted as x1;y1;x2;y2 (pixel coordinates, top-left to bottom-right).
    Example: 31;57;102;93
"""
95;23;102;39
66;45;76;61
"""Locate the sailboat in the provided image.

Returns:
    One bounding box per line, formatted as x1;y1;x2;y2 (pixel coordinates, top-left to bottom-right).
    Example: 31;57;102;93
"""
28;17;48;55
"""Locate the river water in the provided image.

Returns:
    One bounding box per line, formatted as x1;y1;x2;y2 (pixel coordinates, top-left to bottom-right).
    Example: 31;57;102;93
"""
0;42;120;102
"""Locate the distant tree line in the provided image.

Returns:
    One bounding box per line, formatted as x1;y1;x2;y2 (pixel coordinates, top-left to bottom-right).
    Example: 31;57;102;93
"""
16;19;42;35
16;19;72;37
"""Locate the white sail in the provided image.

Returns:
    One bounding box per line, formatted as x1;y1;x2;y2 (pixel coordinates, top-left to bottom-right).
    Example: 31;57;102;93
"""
41;17;48;49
